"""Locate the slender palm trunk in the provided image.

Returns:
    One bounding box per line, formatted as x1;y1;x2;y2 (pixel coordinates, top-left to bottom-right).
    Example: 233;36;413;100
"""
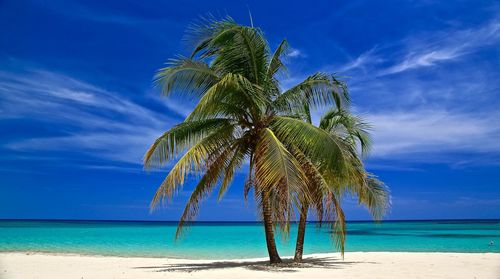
294;203;309;263
261;192;282;264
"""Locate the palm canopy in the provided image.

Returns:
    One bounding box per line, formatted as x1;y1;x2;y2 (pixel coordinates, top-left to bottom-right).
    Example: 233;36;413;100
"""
144;17;357;237
318;108;389;219
296;105;390;256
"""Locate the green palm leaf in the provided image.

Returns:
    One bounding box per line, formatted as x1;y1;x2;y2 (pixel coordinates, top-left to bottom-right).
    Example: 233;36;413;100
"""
175;142;239;238
254;128;308;197
274;73;349;112
356;174;390;221
270;116;350;180
149;124;236;210
320;108;372;157
155;57;219;98
144;118;233;168
186;73;265;122
267;39;289;80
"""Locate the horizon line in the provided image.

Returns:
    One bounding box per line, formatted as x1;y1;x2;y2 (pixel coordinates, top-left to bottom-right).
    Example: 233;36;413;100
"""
1;218;499;223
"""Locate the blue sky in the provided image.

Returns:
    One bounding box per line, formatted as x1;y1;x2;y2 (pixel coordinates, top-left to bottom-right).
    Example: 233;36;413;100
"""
1;0;499;221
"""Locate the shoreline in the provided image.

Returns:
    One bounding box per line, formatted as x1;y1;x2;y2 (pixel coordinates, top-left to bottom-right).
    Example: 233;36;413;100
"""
0;250;499;260
1;252;499;278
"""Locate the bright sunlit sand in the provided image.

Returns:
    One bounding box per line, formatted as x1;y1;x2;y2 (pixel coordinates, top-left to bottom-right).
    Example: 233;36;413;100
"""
1;252;499;279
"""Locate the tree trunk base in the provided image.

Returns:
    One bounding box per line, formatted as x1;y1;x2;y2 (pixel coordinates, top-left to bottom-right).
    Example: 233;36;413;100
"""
269;257;282;264
293;255;302;263
262;192;282;264
293;204;308;264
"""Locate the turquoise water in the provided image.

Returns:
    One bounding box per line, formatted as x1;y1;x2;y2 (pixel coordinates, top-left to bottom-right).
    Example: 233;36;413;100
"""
0;220;498;259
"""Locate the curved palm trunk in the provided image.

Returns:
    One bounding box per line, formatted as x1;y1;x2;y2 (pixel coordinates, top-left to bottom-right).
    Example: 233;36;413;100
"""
261;192;282;264
294;204;309;263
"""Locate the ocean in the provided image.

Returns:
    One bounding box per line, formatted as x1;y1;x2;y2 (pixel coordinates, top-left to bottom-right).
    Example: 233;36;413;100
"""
0;220;498;259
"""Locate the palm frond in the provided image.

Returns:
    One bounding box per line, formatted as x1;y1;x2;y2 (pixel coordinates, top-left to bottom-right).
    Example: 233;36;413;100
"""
254;128;307;196
149;124;236;210
185;15;238;58
357;174;390;220
186;73;265;122
144;118;233;169
154;57;219;98
243;151;255;203
211;26;270;85
175;143;238;238
325;193;346;258
273;73;349;113
320;108;372;157
290;146;329;228
270;116;351;182
253;128;309;231
187;18;270;86
217;137;250;201
267;39;289;80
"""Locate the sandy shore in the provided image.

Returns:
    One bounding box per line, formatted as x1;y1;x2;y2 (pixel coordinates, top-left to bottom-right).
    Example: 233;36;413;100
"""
0;252;499;279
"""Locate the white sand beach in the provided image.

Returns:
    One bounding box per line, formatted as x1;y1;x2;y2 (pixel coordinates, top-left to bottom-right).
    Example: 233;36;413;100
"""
1;252;498;279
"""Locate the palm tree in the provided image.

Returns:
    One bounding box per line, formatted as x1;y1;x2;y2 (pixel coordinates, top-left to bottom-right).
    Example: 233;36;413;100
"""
292;106;390;263
144;17;355;263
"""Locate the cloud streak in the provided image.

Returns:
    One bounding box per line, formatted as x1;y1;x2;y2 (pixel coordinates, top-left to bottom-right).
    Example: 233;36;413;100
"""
341;19;500;76
287;48;303;58
365;109;500;161
326;18;500;80
382;20;500;75
0;68;176;165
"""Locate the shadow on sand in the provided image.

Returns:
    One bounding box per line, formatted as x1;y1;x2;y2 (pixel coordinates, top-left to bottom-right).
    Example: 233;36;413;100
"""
133;256;378;273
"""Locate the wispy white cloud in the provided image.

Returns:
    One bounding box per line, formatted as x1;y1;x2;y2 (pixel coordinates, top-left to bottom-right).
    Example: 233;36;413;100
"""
383;49;461;75
288;48;302;57
365;109;500;161
332;19;500;78
336;47;382;73
381;20;500;75
0;68;176;165
147;91;194;118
